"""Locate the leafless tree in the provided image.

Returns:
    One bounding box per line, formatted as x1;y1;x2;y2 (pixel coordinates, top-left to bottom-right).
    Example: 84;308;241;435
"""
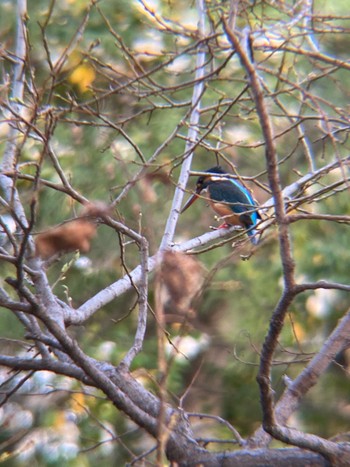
1;0;350;465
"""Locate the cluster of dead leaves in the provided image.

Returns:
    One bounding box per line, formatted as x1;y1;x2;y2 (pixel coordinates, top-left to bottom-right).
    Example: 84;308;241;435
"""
158;250;205;322
35;203;110;260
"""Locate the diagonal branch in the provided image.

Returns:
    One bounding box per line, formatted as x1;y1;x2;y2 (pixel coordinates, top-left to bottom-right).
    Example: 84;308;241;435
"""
249;308;350;448
71;226;237;325
72;151;350;326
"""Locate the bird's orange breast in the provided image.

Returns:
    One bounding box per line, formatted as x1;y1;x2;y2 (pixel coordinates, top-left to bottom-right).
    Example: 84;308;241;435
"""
210;201;243;227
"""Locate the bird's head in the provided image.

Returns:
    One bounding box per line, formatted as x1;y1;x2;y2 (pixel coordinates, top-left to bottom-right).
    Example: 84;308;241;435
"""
181;166;228;213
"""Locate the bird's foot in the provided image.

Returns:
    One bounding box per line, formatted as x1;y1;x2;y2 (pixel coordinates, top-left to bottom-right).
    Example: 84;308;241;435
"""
210;223;230;230
218;222;231;229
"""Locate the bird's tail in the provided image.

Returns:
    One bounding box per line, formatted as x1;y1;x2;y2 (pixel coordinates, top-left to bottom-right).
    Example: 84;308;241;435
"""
247;229;260;245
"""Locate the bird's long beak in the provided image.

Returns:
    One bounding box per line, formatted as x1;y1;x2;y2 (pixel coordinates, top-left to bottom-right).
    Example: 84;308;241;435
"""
181;189;200;213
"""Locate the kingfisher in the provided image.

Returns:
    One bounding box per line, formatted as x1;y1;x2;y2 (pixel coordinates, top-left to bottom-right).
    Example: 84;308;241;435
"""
181;166;261;244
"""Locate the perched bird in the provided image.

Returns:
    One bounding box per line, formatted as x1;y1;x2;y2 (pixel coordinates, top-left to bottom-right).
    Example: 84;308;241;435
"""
181;166;260;244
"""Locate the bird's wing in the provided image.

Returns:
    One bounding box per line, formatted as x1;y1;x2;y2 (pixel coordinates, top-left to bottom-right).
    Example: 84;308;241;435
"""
208;180;253;210
208;180;260;226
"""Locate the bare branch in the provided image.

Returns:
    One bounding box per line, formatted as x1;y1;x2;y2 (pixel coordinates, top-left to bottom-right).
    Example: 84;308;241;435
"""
0;0;29;228
160;0;208;251
250;309;350;448
121;235;149;368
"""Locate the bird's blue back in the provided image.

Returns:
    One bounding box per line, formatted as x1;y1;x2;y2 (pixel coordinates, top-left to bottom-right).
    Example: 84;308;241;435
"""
208;178;259;228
